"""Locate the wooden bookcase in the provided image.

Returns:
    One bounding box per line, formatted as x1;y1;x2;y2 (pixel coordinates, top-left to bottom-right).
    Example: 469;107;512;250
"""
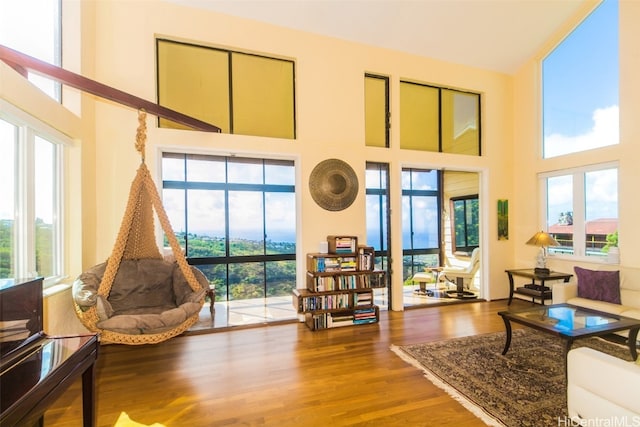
292;238;385;331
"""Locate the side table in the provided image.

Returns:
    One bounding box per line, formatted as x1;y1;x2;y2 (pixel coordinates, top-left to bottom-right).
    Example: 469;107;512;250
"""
506;268;572;305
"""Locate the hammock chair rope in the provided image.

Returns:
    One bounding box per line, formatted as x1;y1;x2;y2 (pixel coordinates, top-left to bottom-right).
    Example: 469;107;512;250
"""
77;110;204;344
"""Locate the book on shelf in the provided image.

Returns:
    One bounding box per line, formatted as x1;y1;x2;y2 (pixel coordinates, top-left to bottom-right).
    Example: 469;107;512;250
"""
339;257;357;271
328;236;357;254
328;313;355;328
357;245;375;271
324;258;341;271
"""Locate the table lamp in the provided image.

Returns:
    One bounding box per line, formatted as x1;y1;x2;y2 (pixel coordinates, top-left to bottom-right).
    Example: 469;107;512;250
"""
526;230;560;275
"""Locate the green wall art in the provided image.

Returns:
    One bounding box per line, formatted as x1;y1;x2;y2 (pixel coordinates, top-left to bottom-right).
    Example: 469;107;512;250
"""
497;199;508;240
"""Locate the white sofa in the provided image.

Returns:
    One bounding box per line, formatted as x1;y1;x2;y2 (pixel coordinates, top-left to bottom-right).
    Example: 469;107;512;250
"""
567;347;640;422
552;266;640;326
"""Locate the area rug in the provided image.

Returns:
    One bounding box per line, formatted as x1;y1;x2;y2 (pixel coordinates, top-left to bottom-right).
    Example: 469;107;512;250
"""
391;329;633;427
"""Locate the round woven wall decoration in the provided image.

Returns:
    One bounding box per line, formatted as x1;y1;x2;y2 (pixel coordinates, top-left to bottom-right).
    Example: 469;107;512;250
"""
309;158;359;211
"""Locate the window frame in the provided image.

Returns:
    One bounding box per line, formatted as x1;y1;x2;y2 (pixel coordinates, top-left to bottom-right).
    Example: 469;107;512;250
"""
161;151;297;301
541;0;619;159
1;101;67;285
539;161;618;262
364;74;390;148
365;161;391;308
399;81;481;156
0;0;62;101
401;168;442;281
449;194;479;253
156;38;296;139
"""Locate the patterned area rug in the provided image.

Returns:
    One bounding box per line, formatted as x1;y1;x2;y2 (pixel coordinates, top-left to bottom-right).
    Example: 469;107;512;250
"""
391;329;633;427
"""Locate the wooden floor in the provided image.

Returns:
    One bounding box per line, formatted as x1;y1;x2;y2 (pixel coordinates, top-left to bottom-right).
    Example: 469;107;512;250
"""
45;299;532;427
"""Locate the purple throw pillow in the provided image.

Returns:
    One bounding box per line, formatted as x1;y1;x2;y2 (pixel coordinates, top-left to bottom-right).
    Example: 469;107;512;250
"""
574;266;621;304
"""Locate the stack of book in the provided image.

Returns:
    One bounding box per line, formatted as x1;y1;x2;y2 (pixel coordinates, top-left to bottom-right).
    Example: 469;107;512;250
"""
331;236;357;253
354;292;372;306
327;313;355;328
353;308;377;324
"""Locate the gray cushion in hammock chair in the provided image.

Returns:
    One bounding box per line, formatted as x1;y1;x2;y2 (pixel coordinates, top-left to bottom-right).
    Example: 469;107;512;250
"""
73;258;208;335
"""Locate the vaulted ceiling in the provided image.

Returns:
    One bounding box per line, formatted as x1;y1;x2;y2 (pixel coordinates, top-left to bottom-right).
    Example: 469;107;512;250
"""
165;0;588;74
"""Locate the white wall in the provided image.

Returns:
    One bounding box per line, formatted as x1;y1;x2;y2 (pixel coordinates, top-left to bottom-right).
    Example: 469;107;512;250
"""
79;0;514;311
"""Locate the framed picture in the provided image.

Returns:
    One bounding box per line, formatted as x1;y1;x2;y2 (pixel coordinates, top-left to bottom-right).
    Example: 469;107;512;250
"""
497;199;508;240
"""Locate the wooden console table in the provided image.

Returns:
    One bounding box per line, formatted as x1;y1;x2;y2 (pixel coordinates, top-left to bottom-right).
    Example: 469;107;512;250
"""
506;268;572;305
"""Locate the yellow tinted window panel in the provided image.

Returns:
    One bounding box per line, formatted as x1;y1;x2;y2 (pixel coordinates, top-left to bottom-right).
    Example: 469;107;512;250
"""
400;82;439;151
365;76;387;147
157;40;230;132
232;53;295;139
442;89;480;156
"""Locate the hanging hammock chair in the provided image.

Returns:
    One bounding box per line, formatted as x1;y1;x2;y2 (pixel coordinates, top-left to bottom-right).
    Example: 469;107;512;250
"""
72;111;208;345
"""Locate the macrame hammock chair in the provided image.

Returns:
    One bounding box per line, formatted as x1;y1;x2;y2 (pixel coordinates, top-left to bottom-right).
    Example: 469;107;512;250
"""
73;111;207;345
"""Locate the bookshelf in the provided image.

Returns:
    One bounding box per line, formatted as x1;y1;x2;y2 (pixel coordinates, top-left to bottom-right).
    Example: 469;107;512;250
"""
292;236;386;331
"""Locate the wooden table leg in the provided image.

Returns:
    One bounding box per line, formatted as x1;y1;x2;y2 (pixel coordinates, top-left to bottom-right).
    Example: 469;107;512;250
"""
507;272;515;305
81;362;96;427
628;327;639;360
501;315;512;355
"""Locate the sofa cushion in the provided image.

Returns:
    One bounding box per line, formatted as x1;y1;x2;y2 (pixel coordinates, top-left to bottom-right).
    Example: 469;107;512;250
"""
574;266;621;304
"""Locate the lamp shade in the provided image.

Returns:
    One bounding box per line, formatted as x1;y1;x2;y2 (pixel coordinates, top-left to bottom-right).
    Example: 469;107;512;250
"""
526;231;560;247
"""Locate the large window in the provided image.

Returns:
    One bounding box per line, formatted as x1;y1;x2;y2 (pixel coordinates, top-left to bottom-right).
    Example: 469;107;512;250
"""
157;39;296;139
162;153;297;301
0;109;64;282
402;168;441;281
542;0;618;158
0;0;61;101
400;82;480;155
543;163;618;260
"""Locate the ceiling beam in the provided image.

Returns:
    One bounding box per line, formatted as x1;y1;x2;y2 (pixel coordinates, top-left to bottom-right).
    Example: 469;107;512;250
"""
0;44;221;133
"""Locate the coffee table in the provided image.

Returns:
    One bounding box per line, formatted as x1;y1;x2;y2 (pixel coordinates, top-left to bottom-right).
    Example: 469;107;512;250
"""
498;304;640;360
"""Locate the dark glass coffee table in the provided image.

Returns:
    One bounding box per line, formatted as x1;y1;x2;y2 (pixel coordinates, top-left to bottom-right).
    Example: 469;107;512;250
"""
498;304;640;360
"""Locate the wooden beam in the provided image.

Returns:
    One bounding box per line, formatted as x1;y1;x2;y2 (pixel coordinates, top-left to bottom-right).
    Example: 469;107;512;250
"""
0;44;221;133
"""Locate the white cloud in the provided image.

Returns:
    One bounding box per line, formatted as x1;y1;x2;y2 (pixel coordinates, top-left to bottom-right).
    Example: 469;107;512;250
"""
544;105;619;158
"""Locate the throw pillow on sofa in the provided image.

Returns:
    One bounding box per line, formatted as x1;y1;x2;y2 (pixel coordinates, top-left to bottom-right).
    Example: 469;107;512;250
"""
574;266;621;304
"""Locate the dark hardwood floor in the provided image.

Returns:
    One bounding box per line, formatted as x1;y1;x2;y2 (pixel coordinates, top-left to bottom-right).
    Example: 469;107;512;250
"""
45;299;532;426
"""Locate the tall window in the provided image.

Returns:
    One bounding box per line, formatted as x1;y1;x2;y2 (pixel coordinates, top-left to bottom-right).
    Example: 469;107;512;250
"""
162;153;297;301
0;0;61;100
366;162;390;267
402;168;441;282
0;109;64;281
400;82;480;155
365;162;391;308
543;163;618;260
157;39;296;139
450;195;479;253
542;0;618;158
364;74;389;147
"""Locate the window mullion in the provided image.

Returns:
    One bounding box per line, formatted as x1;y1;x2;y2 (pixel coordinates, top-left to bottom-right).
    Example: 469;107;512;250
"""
17;127;37;277
52;142;63;279
572;171;586;257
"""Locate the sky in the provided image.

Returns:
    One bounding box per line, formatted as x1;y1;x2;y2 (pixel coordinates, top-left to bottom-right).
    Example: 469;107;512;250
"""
543;0;618;158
